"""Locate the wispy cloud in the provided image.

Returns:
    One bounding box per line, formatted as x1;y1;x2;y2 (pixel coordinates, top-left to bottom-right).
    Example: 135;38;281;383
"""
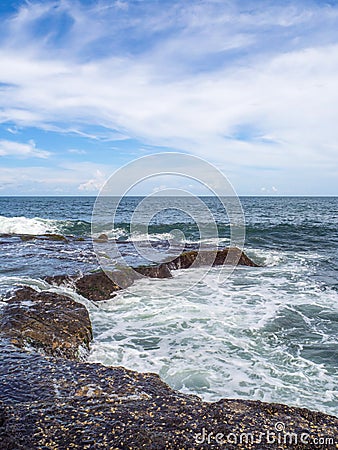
0;161;116;195
0;139;50;158
0;0;337;193
68;148;86;155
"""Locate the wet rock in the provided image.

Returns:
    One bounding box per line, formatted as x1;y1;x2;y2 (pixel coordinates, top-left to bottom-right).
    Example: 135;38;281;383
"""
18;233;68;242
46;247;258;301
167;247;259;270
0;341;336;450
74;271;121;300
46;271;121;301
0;401;30;450
46;265;172;301
19;235;36;242
94;233;109;242
0;287;92;360
135;263;172;279
43;233;68;242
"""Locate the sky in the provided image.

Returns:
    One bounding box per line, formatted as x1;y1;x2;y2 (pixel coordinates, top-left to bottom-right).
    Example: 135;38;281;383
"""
0;0;338;196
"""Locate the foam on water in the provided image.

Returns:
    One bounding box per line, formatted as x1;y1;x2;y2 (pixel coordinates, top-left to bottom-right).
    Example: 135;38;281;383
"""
0;215;91;236
0;216;59;235
1;197;337;418
0;275;51;298
88;249;338;417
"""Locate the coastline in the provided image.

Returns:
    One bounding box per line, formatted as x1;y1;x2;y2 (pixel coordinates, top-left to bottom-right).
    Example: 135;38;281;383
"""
1;249;337;449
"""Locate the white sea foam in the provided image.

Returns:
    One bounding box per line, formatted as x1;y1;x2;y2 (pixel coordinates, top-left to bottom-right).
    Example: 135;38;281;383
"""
0;276;49;291
0;215;58;235
88;250;338;416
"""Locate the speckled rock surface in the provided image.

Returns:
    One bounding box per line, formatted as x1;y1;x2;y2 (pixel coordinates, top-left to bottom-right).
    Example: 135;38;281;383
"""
0;341;337;450
46;271;122;301
0;287;92;360
167;247;259;270
134;263;173;279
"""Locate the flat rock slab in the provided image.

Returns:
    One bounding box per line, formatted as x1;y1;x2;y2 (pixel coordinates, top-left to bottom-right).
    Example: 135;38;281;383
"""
0;342;337;450
0;288;92;360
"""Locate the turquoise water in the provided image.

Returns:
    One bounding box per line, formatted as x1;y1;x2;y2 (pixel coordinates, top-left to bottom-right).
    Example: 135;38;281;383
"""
0;196;337;416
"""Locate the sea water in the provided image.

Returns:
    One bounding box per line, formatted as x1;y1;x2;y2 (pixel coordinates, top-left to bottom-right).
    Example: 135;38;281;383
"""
0;196;337;416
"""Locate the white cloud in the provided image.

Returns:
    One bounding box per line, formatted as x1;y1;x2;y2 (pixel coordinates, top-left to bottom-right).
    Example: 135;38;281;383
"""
0;139;50;158
0;1;337;193
78;169;106;191
0;162;115;195
68;148;87;154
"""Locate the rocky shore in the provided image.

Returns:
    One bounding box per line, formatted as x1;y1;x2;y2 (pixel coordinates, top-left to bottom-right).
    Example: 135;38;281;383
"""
0;248;337;449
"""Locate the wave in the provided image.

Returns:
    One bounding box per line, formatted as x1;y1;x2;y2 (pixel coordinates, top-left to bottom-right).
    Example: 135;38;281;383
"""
1;215;335;249
0;216;91;236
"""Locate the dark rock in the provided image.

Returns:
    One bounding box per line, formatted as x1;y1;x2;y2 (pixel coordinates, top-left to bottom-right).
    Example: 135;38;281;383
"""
46;265;172;301
46;248;258;301
19;235;36;242
46;271;121;301
0;247;335;449
74;271;121;300
18;233;68;242
43;233;68;242
94;233;109;242
213;247;259;267
45;273;73;287
135;263;172;279
0;341;336;449
0;287;92;360
0;401;31;449
167;247;259;270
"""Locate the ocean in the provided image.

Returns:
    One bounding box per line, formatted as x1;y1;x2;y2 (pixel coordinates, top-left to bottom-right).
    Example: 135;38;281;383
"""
0;196;337;417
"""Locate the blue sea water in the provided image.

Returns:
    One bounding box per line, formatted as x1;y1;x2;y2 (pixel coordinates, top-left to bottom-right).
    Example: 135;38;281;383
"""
0;196;337;416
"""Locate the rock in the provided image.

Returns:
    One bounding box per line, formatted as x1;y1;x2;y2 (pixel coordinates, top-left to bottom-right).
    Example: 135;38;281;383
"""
46;271;121;301
46;248;258;301
18;234;68;242
213;247;259;267
167;247;259;270
134;263;172;279
0;287;92;360
74;271;121;300
0;249;335;449
0;341;336;449
45;273;73;287
43;233;68;242
19;235;36;242
46;265;172;302
94;233;109;242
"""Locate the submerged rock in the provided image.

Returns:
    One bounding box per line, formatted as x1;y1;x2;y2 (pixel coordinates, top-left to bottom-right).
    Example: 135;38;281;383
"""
94;233;109;242
18;233;69;242
0;287;92;360
0;341;336;449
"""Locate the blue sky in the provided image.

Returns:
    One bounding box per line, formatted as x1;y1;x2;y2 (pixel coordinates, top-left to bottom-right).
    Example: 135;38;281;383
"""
0;0;338;195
